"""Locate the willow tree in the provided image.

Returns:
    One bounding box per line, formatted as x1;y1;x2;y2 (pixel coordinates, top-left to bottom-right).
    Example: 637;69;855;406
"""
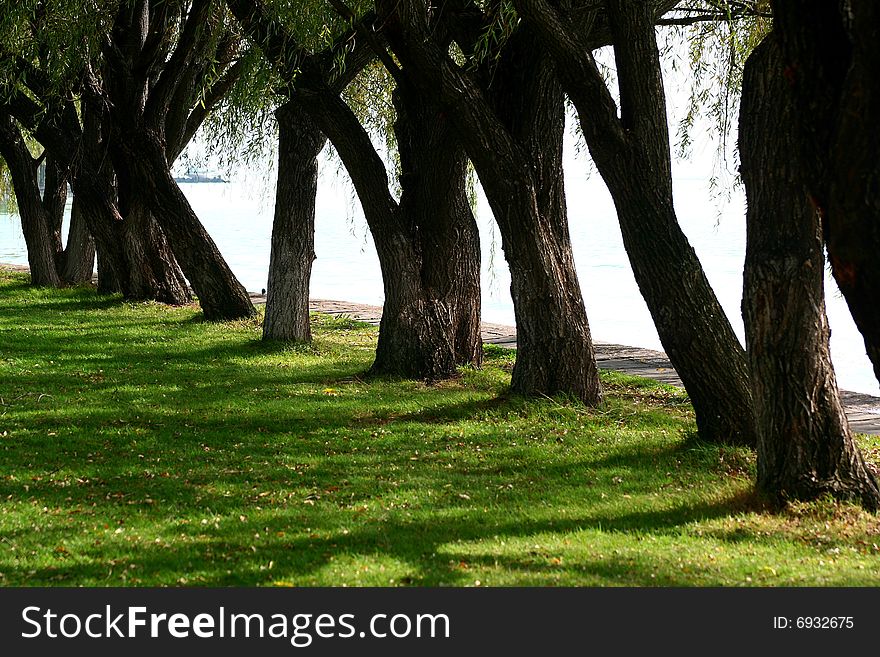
88;0;255;319
228;0;483;377
0;2;133;292
503;0;758;444
0;3;97;287
370;0;602;402
740;32;879;509
2;0;256;318
0;113;94;286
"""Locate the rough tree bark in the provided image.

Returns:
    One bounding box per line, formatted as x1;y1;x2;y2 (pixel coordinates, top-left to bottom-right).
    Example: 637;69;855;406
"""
489;27;591;395
263;101;326;342
0;111;62;287
41;156;67;261
373;78;483;373
121;197;192;305
377;0;601;402
514;0;755;444
60;197;96;284
116;128;254;320
739;34;880;510
771;0;880;386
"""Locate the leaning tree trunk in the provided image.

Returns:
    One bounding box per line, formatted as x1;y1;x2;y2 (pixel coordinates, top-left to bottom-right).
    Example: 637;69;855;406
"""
60;196;96;284
597;1;754;446
263;101;326;342
370;78;483;374
602;156;755;446
117;128;255;320
0;112;62;287
516;0;756;443
740;35;880;510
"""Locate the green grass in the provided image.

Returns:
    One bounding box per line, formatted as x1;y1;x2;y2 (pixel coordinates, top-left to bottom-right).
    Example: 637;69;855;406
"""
1;269;879;586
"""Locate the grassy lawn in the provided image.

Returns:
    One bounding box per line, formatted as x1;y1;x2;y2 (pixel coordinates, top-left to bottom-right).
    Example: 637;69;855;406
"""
0;269;878;586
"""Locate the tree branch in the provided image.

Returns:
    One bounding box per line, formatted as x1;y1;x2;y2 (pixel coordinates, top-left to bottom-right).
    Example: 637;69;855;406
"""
143;0;214;127
511;0;627;148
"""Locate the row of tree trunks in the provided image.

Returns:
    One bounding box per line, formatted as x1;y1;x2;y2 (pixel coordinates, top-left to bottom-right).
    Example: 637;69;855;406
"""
72;0;254;319
739;34;880;510
378;0;601;402
226;0;482;377
0;111;94;287
512;0;755;444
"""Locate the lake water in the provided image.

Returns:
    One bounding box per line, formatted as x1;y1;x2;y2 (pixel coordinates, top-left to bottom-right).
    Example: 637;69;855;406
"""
2;145;878;397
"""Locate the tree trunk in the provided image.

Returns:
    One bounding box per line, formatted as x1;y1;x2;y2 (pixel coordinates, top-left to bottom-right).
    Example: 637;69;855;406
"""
122;199;192;305
41;155;67;265
42;156;98;285
60;196;96;284
95;248;121;294
293;85;480;380
491;32;599;400
71;182;127;296
739;35;879;510
67;104;131;296
227;0;481;378
772;1;880;386
117;128;255;320
262;101;326;342
301;89;461;380
378;0;601;401
0;112;62;287
825;0;880;386
602;156;755;445
371;78;482;373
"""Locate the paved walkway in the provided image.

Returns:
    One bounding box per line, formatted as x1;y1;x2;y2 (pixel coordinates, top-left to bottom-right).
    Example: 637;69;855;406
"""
294;297;880;436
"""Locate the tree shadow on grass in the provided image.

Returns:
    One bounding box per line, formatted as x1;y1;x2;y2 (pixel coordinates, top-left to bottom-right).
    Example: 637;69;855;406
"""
0;282;778;586
0;489;779;587
0;413;762;586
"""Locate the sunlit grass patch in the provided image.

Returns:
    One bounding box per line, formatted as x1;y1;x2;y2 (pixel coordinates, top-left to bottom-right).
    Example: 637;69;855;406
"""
0;269;878;587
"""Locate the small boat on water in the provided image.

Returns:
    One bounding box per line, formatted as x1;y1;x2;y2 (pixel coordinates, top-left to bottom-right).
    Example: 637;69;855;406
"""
173;167;227;184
